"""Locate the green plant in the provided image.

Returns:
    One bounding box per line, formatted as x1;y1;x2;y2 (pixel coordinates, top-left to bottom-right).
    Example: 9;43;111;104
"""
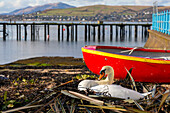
75;74;97;80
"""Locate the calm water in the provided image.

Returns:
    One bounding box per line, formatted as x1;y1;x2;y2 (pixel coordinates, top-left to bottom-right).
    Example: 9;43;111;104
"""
0;21;149;64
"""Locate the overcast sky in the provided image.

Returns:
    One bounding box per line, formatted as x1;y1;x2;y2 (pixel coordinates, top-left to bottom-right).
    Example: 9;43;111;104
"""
0;0;169;13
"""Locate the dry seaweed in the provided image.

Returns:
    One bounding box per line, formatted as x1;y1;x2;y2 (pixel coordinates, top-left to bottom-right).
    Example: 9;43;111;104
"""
0;63;169;113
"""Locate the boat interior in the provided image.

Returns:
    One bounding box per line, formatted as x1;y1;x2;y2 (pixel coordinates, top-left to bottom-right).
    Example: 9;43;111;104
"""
97;48;170;60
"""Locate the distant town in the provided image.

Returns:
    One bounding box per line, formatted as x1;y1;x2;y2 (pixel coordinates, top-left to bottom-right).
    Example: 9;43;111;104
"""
0;10;153;22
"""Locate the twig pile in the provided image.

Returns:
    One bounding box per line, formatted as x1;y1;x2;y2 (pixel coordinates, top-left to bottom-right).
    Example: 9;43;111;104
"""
0;65;169;113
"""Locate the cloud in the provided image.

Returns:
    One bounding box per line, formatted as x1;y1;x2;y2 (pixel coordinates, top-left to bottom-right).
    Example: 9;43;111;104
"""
66;0;137;6
158;0;170;6
135;0;170;6
105;0;135;5
135;0;154;5
13;0;22;7
0;1;4;7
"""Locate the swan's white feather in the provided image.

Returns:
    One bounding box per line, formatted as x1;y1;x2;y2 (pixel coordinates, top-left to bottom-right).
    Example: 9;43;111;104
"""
90;85;144;100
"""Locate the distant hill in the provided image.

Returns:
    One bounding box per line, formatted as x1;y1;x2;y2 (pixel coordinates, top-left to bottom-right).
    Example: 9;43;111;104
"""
39;5;170;17
5;2;75;15
39;5;152;16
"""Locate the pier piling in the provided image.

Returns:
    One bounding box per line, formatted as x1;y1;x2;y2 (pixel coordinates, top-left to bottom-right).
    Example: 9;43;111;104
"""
110;25;113;41
0;22;152;41
120;25;122;38
128;25;130;37
33;24;35;41
58;25;60;41
93;26;96;42
102;25;105;41
18;25;21;41
24;25;27;41
85;25;87;41
47;25;49;41
62;25;64;41
98;25;101;42
3;24;6;41
120;25;125;41
71;25;74;41
135;25;138;38
66;25;70;41
88;25;90;41
75;25;77;41
142;26;144;38
116;25;118;38
44;25;46;41
16;25;19;41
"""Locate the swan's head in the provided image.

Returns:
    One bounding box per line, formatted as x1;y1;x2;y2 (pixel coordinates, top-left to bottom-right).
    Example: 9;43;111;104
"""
98;66;114;81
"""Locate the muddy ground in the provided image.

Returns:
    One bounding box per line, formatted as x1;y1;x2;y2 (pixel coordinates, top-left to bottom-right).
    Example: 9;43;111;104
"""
0;57;94;112
0;56;169;113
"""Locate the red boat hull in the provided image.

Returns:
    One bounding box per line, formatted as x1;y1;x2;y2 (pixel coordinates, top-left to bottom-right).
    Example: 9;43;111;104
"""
82;46;170;83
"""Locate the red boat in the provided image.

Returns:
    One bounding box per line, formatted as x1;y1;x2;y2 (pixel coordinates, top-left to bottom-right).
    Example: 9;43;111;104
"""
82;45;170;83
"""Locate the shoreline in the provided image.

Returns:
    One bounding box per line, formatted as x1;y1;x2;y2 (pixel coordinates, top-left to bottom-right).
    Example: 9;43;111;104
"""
1;56;85;67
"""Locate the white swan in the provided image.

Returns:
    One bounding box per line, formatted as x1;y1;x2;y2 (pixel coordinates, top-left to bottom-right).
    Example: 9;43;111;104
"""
90;85;148;100
78;66;151;100
78;66;114;91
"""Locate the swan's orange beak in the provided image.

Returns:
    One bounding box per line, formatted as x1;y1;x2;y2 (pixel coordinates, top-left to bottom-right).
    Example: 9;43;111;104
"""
98;72;105;81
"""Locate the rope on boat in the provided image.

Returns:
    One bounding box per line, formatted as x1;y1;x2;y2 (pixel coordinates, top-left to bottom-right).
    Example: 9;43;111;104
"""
120;47;140;55
129;47;139;55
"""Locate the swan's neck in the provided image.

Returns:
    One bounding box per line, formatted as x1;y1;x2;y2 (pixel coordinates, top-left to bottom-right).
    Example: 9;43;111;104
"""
96;73;114;85
105;73;114;84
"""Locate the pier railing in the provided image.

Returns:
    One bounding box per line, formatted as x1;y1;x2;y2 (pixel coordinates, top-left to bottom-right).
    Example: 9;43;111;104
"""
152;11;170;35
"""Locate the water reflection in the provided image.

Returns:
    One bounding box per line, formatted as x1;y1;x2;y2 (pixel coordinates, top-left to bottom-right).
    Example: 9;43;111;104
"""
0;22;149;64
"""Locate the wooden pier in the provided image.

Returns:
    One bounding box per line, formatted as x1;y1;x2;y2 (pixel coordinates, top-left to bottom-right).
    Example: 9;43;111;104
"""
0;22;152;41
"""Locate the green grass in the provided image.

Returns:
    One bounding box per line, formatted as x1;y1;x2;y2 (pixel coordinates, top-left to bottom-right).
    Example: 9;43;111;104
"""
38;5;152;16
27;63;51;66
40;7;95;16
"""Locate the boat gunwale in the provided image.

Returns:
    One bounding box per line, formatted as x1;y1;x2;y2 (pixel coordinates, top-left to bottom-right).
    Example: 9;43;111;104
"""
82;46;170;64
84;45;170;52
